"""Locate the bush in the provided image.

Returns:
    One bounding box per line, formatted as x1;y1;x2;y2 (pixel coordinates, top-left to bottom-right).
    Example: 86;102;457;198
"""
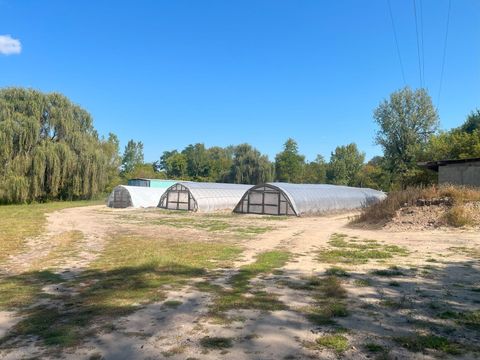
355;185;480;225
442;206;474;227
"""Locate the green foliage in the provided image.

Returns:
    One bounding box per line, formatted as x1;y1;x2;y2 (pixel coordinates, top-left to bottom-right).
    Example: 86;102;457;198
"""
373;87;439;186
327;143;365;186
275;138;305;182
121;139;144;173
158;143;272;184
459;109;480;134
159;150;189;179
0;87;119;203
229;143;274;184
423;129;480;161
122;163;166;181
182;143;212;180
303;155;327;183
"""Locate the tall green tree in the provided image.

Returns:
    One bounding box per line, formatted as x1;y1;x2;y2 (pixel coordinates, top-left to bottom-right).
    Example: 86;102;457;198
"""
182;143;211;180
327;143;365;186
159;150;188;179
459;109;480;134
423;129;480;161
0;87;118;203
121;140;144;174
303;155;327;184
208;146;234;182
275;138;305;183
103;133;122;191
230;144;273;184
373;87;439;182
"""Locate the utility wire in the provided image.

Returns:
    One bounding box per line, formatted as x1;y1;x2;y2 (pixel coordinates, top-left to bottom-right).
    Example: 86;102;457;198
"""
437;0;452;110
387;0;407;86
419;0;425;88
413;0;424;88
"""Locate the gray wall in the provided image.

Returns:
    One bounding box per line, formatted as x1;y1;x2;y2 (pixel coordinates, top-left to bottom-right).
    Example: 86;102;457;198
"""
438;161;480;187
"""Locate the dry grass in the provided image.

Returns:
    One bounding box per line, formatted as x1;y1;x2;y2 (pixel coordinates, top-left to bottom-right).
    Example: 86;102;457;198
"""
442;205;475;227
0;200;103;263
355;185;480;226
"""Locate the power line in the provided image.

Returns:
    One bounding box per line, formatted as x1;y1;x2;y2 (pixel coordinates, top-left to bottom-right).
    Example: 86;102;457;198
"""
387;0;407;86
413;0;423;88
437;0;452;110
419;0;425;88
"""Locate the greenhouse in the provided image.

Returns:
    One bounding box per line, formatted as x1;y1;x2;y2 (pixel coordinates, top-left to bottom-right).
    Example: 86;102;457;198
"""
158;182;253;212
233;183;386;216
107;185;168;208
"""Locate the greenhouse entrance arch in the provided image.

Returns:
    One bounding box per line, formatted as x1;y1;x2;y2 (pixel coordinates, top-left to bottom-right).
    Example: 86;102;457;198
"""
233;184;297;216
159;183;197;211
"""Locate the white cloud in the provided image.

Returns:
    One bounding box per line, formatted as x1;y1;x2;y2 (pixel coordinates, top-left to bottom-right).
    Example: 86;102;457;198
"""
0;35;21;55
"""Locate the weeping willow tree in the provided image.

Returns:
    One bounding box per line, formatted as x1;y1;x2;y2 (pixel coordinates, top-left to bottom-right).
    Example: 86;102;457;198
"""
0;88;120;203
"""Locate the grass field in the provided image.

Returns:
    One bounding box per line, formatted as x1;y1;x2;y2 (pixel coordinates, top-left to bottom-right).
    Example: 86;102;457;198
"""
0;202;479;359
0;200;103;263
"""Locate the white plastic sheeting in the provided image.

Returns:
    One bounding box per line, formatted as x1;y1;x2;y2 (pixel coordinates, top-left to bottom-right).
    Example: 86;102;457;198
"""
234;183;386;216
107;185;168;208
158;181;253;212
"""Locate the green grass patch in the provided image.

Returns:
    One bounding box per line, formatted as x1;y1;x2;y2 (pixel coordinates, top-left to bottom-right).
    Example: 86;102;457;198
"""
317;233;408;265
365;343;385;353
0;270;63;310
209;251;291;313
0;200;102;262
200;336;233;349
438;310;480;329
371;266;405;277
394;334;463;355
353;278;372;287
314;334;348;353
2;234;243;347
163;300;183;308
297;276;349;326
123;214;273;237
325;266;349;277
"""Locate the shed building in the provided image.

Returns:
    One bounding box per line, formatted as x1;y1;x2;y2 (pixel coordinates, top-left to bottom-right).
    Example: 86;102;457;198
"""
419;158;480;187
107;185;168;208
127;178;177;188
233;183;386;216
158;182;253;212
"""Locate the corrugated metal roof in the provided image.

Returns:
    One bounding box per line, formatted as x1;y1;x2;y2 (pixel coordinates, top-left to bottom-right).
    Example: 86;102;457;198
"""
418;157;480;172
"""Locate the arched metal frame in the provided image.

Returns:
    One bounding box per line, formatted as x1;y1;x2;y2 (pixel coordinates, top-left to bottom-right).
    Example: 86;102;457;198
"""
111;186;133;208
158;183;198;211
233;184;298;216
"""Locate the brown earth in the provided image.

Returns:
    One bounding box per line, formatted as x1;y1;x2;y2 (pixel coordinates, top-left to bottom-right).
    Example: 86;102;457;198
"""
1;205;479;359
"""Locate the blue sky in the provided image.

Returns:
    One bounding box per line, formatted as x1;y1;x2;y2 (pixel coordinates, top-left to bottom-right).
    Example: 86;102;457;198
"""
0;0;479;162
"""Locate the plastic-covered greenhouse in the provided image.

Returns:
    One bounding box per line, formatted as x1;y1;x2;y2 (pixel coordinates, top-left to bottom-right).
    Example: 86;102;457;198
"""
158;182;253;212
233;183;386;216
107;185;168;208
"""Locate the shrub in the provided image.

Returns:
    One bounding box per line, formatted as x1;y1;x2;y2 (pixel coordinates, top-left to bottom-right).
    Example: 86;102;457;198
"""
355;185;480;225
442;205;474;227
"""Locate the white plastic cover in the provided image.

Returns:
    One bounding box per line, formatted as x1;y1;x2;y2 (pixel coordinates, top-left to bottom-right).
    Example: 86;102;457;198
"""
235;182;386;216
107;185;168;208
159;181;253;212
274;183;386;215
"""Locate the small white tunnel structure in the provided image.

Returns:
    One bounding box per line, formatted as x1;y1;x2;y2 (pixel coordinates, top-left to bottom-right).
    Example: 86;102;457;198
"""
233;183;386;216
158;182;253;212
107;185;168;208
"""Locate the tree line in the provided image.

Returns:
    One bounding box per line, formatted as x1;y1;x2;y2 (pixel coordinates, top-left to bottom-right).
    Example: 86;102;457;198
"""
1;87;479;203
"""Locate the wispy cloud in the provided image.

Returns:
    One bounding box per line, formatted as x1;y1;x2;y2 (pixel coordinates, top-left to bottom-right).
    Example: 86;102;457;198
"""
0;35;21;55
